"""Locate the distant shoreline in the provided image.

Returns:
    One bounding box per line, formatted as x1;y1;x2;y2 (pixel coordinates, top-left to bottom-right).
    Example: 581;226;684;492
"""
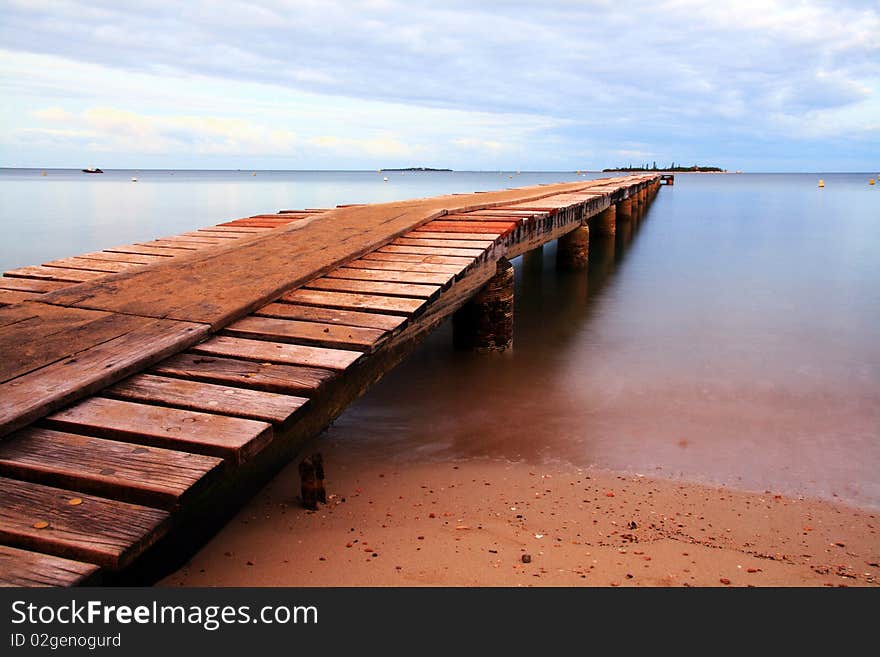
380;167;452;172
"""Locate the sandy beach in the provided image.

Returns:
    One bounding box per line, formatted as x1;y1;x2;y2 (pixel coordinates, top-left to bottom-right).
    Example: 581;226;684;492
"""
161;435;879;588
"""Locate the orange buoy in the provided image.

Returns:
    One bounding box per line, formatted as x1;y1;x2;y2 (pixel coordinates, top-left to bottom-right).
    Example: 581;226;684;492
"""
818;179;824;188
870;178;875;185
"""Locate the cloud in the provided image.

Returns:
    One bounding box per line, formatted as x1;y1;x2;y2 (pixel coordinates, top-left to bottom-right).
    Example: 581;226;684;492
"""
1;0;878;169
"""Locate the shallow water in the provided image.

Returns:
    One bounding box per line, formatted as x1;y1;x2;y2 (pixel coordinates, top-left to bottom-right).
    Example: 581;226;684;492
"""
1;170;878;509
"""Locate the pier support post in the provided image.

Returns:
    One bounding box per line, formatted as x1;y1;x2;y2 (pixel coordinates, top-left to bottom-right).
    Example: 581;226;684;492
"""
590;205;616;236
557;225;590;270
617;197;634;223
453;257;514;352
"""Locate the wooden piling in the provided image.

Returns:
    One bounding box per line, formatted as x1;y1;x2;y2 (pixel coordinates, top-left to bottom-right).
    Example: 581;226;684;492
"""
617;197;634;223
590;205;616;237
557;225;590;270
453;257;514;352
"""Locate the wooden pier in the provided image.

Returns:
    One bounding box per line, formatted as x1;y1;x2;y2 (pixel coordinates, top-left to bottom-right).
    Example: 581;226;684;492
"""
0;173;665;586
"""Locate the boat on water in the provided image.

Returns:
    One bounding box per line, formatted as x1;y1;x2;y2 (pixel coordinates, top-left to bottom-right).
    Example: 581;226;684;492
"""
81;167;104;173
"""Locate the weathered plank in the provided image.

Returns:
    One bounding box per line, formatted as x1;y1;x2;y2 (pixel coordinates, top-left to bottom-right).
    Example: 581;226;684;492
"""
360;252;473;266
0;545;99;587
304;277;441;300
0;278;69;293
224;316;386;351
44;397;273;464
0;304;131;383
180;232;239;240
106;373;307;426
282;289;426;316
346;258;465;275
78;251;171;265
44;257;140;274
443;213;526;223
402;231;499;242
412;222;513;234
255;303;407;331
329;267;452;286
156;235;230;245
3;266;105;283
0;289;41;306
105;244;190;258
152;353;336;395
0;303;209;437
0;477;169;569
393;237;494;250
137;240;201;251
191;335;362;371
379;244;488;258
197;226;270;234
0;427;224;508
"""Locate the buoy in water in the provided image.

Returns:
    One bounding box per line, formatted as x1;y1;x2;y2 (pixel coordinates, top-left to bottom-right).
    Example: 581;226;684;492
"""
383;176;388;182
870;178;875;185
131;177;137;182
252;172;256;176
40;171;46;176
818;179;824;188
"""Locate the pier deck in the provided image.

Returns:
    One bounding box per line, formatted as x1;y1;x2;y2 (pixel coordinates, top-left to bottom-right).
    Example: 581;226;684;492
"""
0;174;663;585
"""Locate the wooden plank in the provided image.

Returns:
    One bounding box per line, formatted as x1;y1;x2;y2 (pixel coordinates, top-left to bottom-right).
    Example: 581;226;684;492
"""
378;244;487;258
393;237;494;249
224;316;386;351
105;244;190;257
256;303;407;331
106;373;307;426
180;232;240;240
152;353;336;395
3;266;105;283
0;427;224;509
282;289;426;316
329;267;452;286
0;545;99;587
0;477;169;570
444;213;526;222
157;235;230;245
0;278;69;293
137;240;201;251
44;397;273;464
346;258;465;275
404;231;500;241
198;226;270;234
413;222;512;234
0;307;209;437
360;251;473;266
0;290;41;306
43;257;141;274
78;251;170;265
0;305;126;383
305;277;441;299
191;335;362;371
216;221;287;228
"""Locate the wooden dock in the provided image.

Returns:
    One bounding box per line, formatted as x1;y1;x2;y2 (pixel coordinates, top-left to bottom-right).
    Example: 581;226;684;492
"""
0;174;664;586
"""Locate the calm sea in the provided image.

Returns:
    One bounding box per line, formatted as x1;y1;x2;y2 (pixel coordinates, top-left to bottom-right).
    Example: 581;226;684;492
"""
1;169;878;508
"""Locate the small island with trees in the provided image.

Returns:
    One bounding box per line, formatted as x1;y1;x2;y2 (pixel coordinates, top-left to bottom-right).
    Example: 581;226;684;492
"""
380;167;453;172
603;162;725;173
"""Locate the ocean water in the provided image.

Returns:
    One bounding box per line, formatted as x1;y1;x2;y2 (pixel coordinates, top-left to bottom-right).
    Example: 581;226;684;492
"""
1;169;878;508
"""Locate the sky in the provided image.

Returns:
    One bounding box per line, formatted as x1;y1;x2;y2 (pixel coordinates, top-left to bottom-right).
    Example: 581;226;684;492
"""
1;0;878;171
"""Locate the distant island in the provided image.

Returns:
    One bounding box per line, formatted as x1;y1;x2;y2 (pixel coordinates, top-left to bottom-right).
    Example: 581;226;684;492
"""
603;162;725;173
380;167;452;172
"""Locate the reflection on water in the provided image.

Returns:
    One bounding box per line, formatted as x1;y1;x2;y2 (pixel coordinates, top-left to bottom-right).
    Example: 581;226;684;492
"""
324;174;880;510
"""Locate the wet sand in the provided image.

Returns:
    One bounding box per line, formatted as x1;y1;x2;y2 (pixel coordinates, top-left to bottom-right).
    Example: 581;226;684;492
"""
161;437;879;587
